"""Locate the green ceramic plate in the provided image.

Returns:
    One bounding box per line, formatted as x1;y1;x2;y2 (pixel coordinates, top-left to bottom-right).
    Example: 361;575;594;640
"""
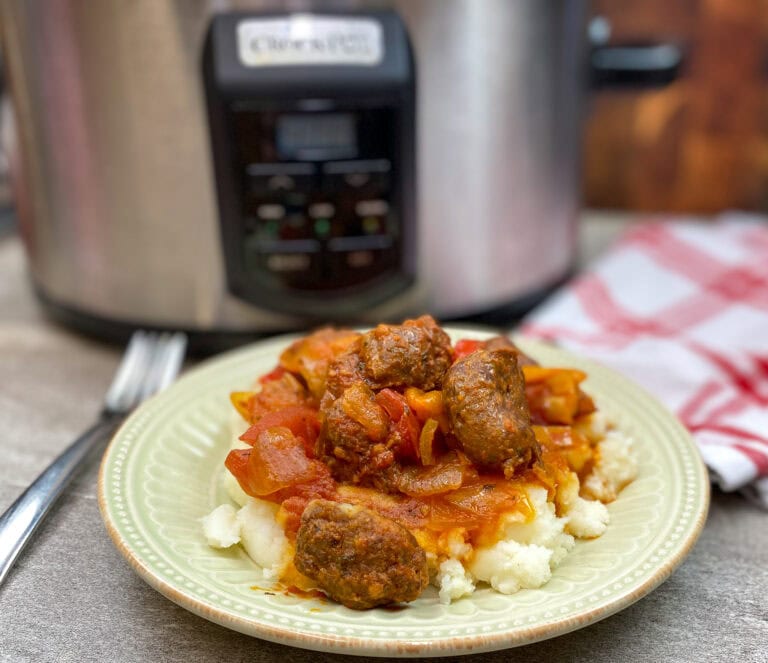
98;329;709;657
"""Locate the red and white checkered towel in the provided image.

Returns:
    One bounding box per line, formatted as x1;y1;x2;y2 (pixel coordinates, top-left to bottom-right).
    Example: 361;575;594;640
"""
522;214;768;508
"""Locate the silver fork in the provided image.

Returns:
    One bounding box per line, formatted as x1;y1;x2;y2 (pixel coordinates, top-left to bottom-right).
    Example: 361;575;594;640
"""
0;331;187;586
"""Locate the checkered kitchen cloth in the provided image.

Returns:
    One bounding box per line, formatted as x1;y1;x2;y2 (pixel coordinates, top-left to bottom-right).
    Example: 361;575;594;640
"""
521;214;768;508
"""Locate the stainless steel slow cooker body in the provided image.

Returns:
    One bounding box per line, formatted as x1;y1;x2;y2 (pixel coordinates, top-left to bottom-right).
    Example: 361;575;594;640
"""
0;0;586;337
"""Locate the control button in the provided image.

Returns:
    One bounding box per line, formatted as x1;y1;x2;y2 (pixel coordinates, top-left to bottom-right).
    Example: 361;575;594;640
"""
285;192;306;207
323;159;391;175
328;235;393;252
247;162;315;177
308;202;335;219
324;245;396;287
322;159;391;193
245;238;322;282
257;204;285;220
247;162;315;195
344;172;370;188
279;214;310;240
266;253;312;273
355;199;389;217
262;220;280;239
345;250;375;269
268;175;295;191
253;238;321;254
313;218;332;238
362;216;381;235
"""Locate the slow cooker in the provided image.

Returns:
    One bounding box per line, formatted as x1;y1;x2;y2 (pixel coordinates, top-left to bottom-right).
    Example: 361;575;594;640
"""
0;0;679;348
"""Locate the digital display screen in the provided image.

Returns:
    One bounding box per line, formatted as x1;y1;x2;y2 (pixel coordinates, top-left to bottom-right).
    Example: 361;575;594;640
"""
276;113;357;160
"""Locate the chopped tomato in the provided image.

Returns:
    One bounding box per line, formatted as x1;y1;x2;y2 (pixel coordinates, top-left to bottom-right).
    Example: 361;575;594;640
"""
375;388;405;420
276;496;308;538
239;406;320;456
376;388;420;461
222;446;250;488
258;365;288;384
453;339;483;361
248;373;311;423
399;412;421;461
226;426;332;498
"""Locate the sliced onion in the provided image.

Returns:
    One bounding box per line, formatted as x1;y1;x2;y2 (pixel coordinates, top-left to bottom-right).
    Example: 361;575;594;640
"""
419;418;438;466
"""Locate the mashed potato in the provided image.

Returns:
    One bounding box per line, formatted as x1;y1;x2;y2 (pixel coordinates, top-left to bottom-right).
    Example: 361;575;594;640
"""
202;497;291;580
204;412;637;604
581;431;638;503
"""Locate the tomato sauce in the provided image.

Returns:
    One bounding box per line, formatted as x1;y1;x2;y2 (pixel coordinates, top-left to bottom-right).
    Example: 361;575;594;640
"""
227;335;598;564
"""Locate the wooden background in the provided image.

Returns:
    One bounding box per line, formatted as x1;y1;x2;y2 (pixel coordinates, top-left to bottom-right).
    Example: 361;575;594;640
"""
584;0;768;212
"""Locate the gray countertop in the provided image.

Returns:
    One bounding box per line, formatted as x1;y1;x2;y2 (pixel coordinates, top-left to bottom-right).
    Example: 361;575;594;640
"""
1;216;766;663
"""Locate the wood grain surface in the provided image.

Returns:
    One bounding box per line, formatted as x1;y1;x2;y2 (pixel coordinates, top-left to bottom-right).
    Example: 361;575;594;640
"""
586;0;768;212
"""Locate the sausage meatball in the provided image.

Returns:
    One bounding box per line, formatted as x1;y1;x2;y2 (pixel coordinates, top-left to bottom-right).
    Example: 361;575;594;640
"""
359;315;453;391
317;383;394;483
483;336;537;366
322;341;368;408
442;348;539;475
294;500;429;609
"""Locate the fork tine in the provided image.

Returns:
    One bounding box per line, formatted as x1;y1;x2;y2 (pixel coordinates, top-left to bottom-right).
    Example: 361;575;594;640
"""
135;332;168;403
117;332;158;412
153;332;187;393
103;331;154;413
137;332;187;402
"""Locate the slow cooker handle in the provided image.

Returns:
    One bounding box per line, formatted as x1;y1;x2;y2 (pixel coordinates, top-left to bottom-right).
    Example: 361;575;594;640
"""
588;16;684;89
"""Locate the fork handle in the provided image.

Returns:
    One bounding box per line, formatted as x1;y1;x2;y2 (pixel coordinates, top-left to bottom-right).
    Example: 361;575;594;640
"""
0;414;123;586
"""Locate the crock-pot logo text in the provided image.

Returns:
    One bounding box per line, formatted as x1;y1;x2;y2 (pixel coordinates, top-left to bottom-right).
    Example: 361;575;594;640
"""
248;33;372;59
237;16;383;67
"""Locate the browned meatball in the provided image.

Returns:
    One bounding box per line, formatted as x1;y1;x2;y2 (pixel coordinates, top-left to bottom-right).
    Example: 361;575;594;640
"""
442;348;539;475
359;315;453;391
483;335;517;352
317;384;393;483
483;336;537;366
294;500;429;609
322;340;368;408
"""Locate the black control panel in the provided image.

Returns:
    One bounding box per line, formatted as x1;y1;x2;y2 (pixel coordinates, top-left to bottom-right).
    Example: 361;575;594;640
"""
204;11;415;318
